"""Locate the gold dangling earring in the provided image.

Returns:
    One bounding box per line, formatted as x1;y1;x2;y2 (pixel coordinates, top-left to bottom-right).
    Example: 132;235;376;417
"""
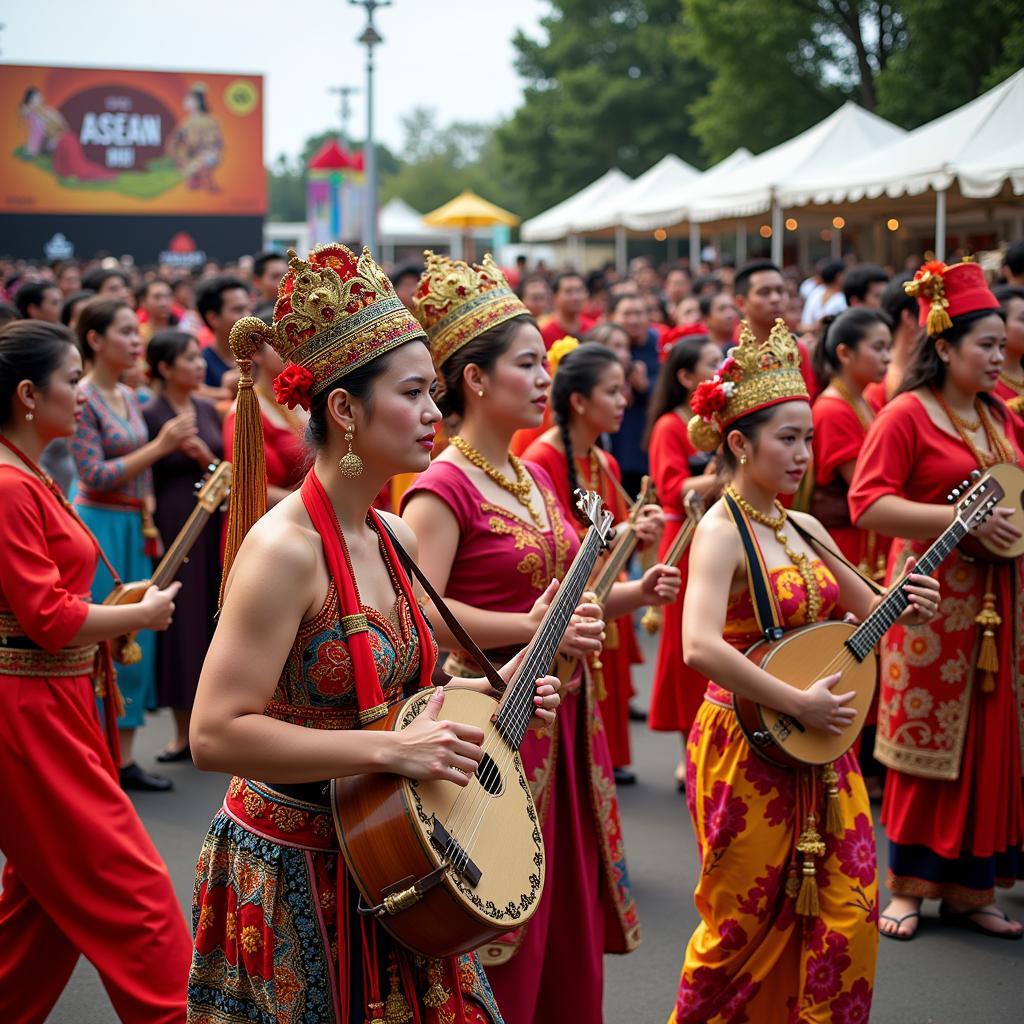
338;425;364;478
25;412;34;422
740;453;748;466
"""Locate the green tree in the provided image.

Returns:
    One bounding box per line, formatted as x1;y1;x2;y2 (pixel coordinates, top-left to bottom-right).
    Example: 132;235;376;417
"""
875;0;1024;127
496;0;712;217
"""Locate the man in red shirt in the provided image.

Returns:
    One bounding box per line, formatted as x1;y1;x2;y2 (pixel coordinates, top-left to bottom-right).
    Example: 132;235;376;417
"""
540;271;595;348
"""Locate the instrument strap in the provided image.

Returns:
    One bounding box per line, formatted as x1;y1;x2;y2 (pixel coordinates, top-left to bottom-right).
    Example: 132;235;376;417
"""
722;492;785;642
378;520;509;694
785;516;887;596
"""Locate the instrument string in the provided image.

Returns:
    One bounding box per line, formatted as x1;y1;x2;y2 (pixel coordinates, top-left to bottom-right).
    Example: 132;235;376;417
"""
439;531;600;872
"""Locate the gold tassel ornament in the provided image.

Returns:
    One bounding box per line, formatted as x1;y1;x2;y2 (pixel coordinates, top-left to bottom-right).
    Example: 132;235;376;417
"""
974;588;1001;694
795;812;826;917
383;963;413;1024
822;763;843;836
219;317;273;606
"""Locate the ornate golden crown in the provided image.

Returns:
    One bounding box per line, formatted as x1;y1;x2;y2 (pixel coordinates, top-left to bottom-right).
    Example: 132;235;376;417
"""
412;250;529;367
228;243;426;407
688;318;808;451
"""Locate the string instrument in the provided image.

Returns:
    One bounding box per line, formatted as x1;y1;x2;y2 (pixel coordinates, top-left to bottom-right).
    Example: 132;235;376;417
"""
104;461;231;664
950;463;1024;561
551;476;654;685
331;491;614;958
735;471;1002;768
641;490;705;634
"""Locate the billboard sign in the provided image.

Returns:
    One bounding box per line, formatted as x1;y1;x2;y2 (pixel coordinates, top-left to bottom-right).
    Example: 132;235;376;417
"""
0;64;265;216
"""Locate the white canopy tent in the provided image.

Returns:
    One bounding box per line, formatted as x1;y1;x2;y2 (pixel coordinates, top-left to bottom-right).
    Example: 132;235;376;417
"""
569;156;700;270
686;102;906;264
780;70;1024;259
378;197;458;262
521;168;633;244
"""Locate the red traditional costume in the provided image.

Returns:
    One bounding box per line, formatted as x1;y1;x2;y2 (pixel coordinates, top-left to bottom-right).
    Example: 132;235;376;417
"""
187;245;501;1024
670;319;878;1023
646;409;708;734
405;252;638;1024
522;437;641;768
0;457;191;1023
848;260;1024;907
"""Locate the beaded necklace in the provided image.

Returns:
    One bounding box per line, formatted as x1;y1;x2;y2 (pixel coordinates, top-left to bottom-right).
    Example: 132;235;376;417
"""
725;483;822;623
448;434;543;528
931;389;1013;469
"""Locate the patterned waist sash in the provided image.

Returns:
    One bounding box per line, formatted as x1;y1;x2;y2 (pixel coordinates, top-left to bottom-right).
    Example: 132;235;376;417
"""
0;612;98;677
222;776;337;852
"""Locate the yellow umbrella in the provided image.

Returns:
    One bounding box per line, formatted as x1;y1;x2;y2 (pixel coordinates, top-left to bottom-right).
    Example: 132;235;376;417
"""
423;189;520;229
423;190;519;261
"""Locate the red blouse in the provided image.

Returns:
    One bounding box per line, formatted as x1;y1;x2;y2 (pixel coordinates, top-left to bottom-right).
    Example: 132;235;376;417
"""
0;467;92;651
223;408;306;491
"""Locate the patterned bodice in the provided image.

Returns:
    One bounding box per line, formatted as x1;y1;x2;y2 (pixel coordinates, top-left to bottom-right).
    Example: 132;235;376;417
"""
263;579;436;730
706;561;840;706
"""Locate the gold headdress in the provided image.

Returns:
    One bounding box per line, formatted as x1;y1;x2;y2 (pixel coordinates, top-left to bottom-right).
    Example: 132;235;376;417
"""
221;243;426;595
412;250;529;367
688;318;809;451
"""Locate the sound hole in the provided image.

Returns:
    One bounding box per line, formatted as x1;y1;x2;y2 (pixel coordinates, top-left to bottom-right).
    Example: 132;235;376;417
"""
475;753;504;796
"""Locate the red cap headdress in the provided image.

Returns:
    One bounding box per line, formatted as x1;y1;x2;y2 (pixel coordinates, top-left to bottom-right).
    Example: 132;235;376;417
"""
905;259;1000;338
688;318;809;451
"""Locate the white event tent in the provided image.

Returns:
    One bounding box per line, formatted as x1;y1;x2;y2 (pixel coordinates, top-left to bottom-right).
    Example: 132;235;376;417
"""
779;69;1024;259
520;168;633;263
686;102;906;265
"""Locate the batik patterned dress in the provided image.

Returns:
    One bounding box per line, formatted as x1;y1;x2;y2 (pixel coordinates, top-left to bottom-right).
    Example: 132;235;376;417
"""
670;562;878;1024
403;460;638;1024
187;574;502;1024
71;381;155;727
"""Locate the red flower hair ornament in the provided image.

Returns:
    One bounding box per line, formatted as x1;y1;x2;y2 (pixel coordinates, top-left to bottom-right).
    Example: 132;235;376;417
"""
273;363;315;410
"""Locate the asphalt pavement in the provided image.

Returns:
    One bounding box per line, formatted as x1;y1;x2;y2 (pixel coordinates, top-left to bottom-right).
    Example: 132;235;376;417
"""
24;632;1024;1023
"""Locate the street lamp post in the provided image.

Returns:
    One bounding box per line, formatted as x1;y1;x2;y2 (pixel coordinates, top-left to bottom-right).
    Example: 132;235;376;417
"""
350;0;391;257
328;84;359;148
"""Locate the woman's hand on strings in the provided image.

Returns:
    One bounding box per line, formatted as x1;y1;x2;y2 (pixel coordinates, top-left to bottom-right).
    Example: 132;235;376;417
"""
640;563;682;607
138;581;182;631
973;507;1022;551
894;557;941;625
528;579;605;659
796;671;858;734
394;688;484;787
633;504;665;548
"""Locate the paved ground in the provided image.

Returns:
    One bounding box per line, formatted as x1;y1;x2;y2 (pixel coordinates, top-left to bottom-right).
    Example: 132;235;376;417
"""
22;633;1024;1022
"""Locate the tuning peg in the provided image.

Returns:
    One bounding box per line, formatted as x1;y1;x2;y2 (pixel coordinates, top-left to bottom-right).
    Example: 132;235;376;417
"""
193;480;202;491
970;470;981;481
208;462;217;472
947;489;960;502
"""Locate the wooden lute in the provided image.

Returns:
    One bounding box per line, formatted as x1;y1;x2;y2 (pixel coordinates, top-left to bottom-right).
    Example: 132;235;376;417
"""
735;470;1003;768
331;491;614;958
953;463;1024;561
641;489;705;634
554;476;654;683
104;461;231;664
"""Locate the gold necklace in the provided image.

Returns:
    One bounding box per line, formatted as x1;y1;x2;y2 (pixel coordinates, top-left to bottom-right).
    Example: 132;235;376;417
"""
725;484;822;623
830;377;874;432
449;434;543;528
998;370;1024;395
931;389;1012;468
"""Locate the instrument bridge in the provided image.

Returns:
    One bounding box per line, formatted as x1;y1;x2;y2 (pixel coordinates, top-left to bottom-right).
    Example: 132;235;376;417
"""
430;817;482;886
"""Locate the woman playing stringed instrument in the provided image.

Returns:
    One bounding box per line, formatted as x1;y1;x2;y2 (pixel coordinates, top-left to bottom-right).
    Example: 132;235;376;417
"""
524;339;675;784
668;319;939;1024
849;260;1024;942
644;334;723;789
187;244;561;1024
402;253;678;1024
0;321;190;1022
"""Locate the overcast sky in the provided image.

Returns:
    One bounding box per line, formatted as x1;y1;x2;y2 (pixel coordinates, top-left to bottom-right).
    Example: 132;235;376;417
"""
2;0;549;161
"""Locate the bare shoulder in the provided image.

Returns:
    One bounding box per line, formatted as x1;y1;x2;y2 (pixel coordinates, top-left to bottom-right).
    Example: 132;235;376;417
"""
693;502;742;557
225;493;321;602
378;510;418;560
788;508;833;545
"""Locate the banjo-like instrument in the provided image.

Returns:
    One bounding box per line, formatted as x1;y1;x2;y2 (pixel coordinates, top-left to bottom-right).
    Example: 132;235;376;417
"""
331;491;614;958
554;475;654;684
735;469;1003;768
104;461;231;664
960;462;1024;561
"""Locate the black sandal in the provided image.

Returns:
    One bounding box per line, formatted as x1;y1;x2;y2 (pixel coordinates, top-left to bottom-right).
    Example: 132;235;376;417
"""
939;903;1023;941
879;910;920;941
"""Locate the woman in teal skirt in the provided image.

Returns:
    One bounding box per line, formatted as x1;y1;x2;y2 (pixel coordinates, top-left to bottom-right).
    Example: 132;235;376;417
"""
71;297;198;791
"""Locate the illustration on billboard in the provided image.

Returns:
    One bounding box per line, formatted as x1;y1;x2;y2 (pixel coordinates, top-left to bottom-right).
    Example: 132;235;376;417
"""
1;66;264;216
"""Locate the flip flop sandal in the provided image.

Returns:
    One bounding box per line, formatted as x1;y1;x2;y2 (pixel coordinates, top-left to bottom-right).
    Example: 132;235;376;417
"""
939;904;1024;941
879;910;921;941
